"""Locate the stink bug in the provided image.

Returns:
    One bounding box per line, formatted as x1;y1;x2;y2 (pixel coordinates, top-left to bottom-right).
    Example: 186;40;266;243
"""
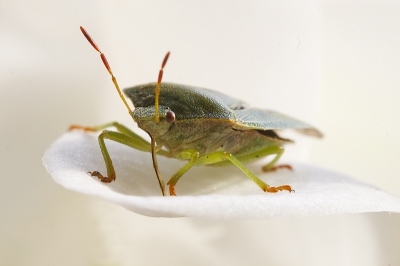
71;26;323;196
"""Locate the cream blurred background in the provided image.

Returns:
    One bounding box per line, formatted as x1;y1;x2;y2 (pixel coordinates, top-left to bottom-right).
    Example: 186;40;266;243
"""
1;1;400;265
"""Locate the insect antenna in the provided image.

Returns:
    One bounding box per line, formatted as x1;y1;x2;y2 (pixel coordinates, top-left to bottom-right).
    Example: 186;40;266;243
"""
154;52;170;123
80;26;133;114
148;52;170;196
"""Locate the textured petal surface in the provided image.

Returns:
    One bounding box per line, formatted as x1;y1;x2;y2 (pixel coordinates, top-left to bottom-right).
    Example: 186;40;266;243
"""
43;131;400;219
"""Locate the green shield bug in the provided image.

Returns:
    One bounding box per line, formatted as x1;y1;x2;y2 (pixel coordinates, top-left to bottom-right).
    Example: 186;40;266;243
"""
71;26;323;196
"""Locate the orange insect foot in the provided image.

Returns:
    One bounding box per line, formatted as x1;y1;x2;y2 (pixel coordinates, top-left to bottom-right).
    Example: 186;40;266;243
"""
69;125;96;132
263;185;294;193
88;171;115;183
169;185;177;196
262;164;293;172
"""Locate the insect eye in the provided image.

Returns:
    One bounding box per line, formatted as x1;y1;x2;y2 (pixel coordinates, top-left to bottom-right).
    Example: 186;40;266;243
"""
166;110;175;123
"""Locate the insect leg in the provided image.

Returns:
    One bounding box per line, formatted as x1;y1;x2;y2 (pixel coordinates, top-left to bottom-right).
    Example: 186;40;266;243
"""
88;130;169;183
260;145;292;172
70;121;135;136
69;122;170;157
167;149;200;196
196;151;293;193
211;143;292;172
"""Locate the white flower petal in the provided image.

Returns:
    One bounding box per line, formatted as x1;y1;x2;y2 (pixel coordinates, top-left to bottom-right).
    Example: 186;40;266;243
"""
43;131;400;219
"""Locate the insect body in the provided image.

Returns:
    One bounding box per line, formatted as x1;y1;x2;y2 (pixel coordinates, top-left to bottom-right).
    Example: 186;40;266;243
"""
73;27;322;196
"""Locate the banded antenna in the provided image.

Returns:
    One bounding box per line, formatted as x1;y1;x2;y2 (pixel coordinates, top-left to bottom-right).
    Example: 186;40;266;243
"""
80;26;133;114
154;52;170;123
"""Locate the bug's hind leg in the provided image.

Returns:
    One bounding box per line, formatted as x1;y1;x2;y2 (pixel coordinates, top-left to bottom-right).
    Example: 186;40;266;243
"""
211;151;292;193
167;145;295;195
261;145;292;172
169;149;293;195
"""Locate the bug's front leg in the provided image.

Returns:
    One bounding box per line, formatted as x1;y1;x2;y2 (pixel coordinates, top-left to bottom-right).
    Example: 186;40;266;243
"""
71;122;171;179
70;122;148;146
90;130;151;183
92;130;171;181
70;122;171;195
70;122;168;156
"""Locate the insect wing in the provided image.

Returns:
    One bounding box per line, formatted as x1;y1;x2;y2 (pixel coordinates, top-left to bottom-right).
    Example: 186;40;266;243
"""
200;88;248;110
233;108;323;138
